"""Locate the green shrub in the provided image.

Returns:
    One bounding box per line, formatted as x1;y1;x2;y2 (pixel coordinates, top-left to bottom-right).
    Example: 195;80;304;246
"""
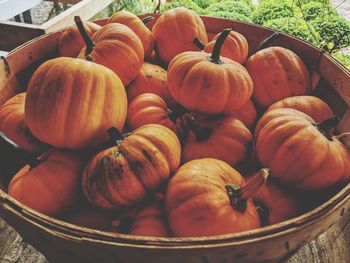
253;0;296;24
264;17;320;45
299;1;336;21
311;14;350;51
295;0;331;7
193;0;218;9
160;0;204;14
332;51;350;71
205;1;253;22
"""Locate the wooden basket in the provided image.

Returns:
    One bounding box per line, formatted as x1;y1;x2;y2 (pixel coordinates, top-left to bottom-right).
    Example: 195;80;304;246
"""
1;15;350;263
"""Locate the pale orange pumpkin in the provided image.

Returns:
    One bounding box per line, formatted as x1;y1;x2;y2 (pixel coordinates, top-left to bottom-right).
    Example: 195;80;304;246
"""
25;57;127;149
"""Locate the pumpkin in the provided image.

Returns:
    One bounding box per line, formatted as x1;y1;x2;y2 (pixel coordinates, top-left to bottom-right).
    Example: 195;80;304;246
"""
152;7;208;64
130;201;170;237
107;11;154;57
228;100;257;130
168;29;253;114
126;62;175;107
58;21;101;57
82;124;181;210
75;16;144;86
166;159;268;237
202;30;249;64
255;108;350;190
8;149;83;216
126;93;177;133
25;57;127;149
246;46;311;108
245;173;300;226
0;92;45;153
181;114;252;166
267;95;333;123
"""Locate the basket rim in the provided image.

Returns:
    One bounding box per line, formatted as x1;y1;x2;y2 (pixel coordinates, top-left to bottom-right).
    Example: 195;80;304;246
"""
1;14;350;248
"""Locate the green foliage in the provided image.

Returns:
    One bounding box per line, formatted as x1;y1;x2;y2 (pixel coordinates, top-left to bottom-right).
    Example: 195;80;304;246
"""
205;1;253;22
252;0;296;25
264;17;320;45
193;0;218;9
295;0;331;7
311;14;350;51
299;2;337;21
160;0;204;14
333;51;350;71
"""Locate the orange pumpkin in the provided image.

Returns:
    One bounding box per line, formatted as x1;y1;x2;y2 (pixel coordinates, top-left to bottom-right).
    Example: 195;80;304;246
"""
127;93;177;133
25;57;127;149
130;202;170;237
246;46;311;108
267;95;333;123
228;100;257;130
255;108;350;190
75;16;144;86
152;7;208;64
82;124;181;210
181;114;252;166
245;173;300;226
166;159;268;237
168;29;253;114
202;30;249;64
107;11;154;57
0;92;45;153
126;62;175;107
8;150;83;216
58;21;101;57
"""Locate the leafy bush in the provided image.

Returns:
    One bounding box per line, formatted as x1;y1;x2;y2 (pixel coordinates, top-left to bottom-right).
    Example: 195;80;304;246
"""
295;0;331;7
160;0;204;14
333;51;350;71
205;1;253;22
299;1;336;21
253;0;296;25
311;14;350;51
193;0;218;9
264;17;320;45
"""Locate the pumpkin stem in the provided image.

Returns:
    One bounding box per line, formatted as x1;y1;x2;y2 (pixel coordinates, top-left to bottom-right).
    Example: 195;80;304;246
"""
255;202;270;226
193;37;205;50
168;103;188;123
142;16;154;25
314;116;340;140
185;114;211;142
107;127;124;145
226;168;269;213
258;32;280;51
74;16;95;60
208;28;232;64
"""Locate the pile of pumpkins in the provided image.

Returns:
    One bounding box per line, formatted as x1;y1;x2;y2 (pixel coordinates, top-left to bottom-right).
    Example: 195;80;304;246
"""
1;7;350;238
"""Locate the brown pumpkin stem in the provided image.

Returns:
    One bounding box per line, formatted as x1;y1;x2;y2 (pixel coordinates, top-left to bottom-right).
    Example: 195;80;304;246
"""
142;16;154;25
193;37;205;50
168;103;188;123
153;0;161;14
186;114;211;142
314;116;340;141
208;28;232;64
74;16;95;60
107;127;124;145
226;168;269;213
258;32;280;51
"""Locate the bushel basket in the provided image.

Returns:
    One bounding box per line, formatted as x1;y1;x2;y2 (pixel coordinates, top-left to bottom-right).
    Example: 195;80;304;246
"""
1;14;350;263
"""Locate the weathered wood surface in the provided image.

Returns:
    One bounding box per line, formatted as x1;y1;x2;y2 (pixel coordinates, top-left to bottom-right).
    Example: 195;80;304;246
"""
1;209;350;263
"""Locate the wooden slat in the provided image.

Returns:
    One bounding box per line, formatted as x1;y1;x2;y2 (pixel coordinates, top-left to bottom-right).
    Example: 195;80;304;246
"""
0;20;43;51
0;0;42;20
39;0;113;33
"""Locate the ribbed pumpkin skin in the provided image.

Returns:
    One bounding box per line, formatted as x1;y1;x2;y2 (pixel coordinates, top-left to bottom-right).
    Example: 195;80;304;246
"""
182;117;252;166
126;62;174;107
127;93;177;133
166;158;260;237
267;95;333;123
0;92;44;153
168;52;253;114
107;11;154;57
78;23;144;86
25;57;127;149
82;124;181;210
246;47;311;108
255;108;350;190
8;150;83;217
58;21;101;57
229;100;257;130
204;31;249;64
130;203;170;237
152;7;208;64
